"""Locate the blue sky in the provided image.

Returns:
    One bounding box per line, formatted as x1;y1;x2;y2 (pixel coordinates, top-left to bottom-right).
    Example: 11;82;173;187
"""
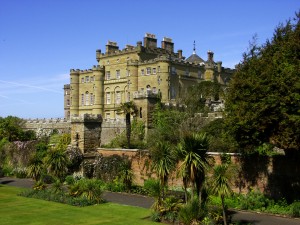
0;0;299;119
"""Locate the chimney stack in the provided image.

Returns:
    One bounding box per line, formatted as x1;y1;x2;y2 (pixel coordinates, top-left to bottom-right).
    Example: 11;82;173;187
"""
161;37;174;52
143;33;157;49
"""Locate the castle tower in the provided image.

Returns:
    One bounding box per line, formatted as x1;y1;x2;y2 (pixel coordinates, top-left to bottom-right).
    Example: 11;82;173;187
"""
70;69;80;116
92;65;105;115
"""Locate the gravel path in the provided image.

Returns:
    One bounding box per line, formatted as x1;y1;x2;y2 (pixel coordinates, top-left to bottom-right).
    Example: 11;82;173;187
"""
1;177;299;225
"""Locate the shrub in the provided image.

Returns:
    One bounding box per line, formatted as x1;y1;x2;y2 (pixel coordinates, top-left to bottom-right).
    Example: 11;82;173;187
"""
12;166;28;178
65;175;75;185
290;201;300;217
40;174;55;184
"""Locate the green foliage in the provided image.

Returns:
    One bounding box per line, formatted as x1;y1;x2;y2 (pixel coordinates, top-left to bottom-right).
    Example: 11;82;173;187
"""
12;166;28;178
225;13;300;152
93;154;132;183
149;103;188;145
181;80;224;114
202;118;238;152
150;141;176;191
65;175;75;185
290;201;300;217
44;147;69;181
20;188;99;207
178;197;207;225
177;132;210;200
0;116;36;141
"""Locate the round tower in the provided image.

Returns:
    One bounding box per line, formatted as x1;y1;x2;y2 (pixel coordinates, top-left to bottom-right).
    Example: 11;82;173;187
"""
70;69;80;117
92;65;105;115
127;61;138;100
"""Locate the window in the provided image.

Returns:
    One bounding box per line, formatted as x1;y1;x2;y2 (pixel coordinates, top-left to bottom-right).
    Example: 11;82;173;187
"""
116;92;121;104
127;92;130;102
185;68;189;76
106;113;110;120
106;60;110;65
141;69;145;75
117;58;120;63
67;99;70;106
81;94;84;106
81;77;84;83
116;70;120;79
90;76;94;82
198;70;202;79
126;70;130;77
90;93;94;105
85;76;89;82
106;71;111;80
153;87;157;94
106;92;111;104
158;66;161;72
70;97;72;106
85;92;89;105
171;66;176;74
146;67;151;75
152;68;156;74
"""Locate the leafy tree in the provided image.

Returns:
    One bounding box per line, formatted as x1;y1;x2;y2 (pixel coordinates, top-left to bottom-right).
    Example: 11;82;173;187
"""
177;133;210;202
225;13;300;153
181;80;224;114
119;101;138;148
149;103;188;145
202;118;238;153
0;116;35;141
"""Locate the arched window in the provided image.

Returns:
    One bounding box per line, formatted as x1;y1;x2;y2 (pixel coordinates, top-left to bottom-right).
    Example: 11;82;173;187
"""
85;91;89;105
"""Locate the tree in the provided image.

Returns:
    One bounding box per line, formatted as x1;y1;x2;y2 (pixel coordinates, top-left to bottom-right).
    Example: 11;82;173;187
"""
177;133;210;202
0;116;35;142
119;101;138;148
210;164;233;225
225;13;300;153
181;80;224;114
150;141;177;200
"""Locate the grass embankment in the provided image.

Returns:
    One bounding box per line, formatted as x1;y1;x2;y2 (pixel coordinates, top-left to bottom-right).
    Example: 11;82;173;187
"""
0;185;157;225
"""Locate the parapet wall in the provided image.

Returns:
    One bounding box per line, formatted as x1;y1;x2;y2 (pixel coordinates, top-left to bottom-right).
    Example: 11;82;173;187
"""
23;118;71;137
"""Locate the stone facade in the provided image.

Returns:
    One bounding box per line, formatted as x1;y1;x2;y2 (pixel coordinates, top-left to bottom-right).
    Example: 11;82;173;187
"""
64;33;234;124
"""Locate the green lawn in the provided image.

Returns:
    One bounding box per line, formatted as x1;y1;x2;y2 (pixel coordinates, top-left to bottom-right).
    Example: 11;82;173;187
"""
0;185;158;225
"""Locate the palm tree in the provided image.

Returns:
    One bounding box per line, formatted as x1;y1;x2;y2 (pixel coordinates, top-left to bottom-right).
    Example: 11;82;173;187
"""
150;141;176;199
177;132;210;202
44;146;69;181
210;164;233;225
119;101;138;148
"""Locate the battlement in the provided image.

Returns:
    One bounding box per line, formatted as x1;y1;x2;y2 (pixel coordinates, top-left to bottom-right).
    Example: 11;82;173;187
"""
71;114;102;123
70;65;104;74
25;118;69;123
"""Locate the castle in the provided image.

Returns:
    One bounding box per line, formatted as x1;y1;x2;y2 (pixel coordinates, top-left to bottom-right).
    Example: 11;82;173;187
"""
61;34;235;150
64;33;233;126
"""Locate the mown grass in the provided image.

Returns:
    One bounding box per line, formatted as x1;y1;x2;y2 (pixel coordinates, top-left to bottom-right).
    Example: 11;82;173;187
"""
0;185;158;225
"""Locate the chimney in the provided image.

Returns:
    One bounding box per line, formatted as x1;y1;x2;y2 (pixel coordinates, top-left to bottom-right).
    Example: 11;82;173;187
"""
207;50;214;62
143;33;157;49
105;41;119;54
96;49;101;62
177;49;183;59
161;37;174;52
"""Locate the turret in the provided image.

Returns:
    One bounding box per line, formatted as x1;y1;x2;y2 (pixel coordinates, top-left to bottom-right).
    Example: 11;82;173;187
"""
92;65;105;115
70;69;80;117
